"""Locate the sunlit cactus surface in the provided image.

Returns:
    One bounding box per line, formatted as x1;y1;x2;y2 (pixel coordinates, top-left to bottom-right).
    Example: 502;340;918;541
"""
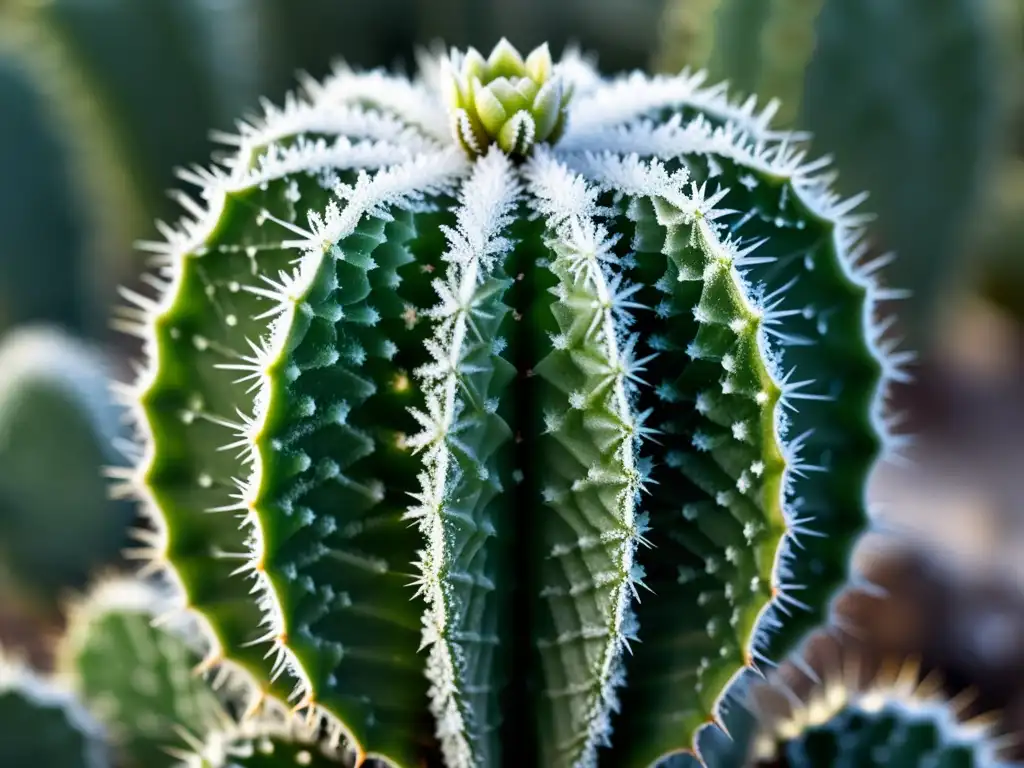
112;38;908;768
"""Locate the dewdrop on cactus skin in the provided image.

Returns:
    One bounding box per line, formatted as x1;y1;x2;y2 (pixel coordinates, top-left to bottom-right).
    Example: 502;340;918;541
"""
441;39;572;157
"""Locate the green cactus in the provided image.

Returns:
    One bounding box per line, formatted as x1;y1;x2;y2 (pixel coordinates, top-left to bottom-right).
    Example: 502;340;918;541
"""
116;40;902;768
0;326;134;606
0;650;110;767
744;661;1007;767
654;0;1003;353
57;577;229;767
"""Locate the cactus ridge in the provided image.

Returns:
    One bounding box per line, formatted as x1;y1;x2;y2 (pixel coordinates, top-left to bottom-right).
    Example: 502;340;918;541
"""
117;42;905;768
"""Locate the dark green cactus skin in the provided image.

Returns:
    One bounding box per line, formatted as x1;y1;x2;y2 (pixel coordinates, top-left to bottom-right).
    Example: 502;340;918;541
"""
0;327;133;605
0;654;110;768
120;43;898;768
57;579;227;767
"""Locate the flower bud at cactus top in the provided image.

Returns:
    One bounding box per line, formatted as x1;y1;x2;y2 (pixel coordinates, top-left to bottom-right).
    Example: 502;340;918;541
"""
442;39;571;157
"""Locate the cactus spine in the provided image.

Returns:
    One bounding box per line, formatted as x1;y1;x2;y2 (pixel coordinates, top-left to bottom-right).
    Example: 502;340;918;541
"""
116;40;903;768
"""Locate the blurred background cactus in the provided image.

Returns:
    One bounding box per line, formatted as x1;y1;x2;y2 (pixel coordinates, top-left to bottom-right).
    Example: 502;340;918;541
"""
0;326;133;612
0;0;1019;765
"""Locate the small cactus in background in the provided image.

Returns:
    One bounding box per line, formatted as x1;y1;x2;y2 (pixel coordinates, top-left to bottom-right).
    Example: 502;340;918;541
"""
0;649;109;767
110;37;906;768
177;715;356;768
57;578;227;767
0;32;96;335
654;0;1003;353
739;659;1008;767
0;326;134;608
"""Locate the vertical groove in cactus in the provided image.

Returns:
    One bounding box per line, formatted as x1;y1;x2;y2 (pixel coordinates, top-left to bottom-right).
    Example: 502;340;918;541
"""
57;578;228;767
118;40;903;768
0;326;133;604
0;650;110;767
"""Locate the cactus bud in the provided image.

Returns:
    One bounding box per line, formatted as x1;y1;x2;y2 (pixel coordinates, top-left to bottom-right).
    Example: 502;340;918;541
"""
442;39;570;158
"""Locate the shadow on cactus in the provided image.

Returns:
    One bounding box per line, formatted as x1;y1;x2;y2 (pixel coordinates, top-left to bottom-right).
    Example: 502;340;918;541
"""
112;39;908;768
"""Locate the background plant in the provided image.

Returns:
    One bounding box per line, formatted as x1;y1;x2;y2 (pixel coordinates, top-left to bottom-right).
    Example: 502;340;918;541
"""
654;0;1016;356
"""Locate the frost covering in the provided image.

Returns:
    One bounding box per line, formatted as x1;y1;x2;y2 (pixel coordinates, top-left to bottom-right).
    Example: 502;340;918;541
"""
116;39;905;768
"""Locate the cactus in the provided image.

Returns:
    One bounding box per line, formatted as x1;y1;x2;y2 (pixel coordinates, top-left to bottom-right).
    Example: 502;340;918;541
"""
176;715;357;768
743;660;1007;767
0;326;134;606
57;577;229;767
0;649;110;767
654;0;1002;352
115;40;903;768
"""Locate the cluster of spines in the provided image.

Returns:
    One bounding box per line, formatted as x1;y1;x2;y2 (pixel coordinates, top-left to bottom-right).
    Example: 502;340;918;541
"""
175;713;353;768
111;43;911;768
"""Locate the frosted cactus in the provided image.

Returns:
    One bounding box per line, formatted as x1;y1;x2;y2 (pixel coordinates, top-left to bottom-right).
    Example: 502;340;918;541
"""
116;39;905;768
